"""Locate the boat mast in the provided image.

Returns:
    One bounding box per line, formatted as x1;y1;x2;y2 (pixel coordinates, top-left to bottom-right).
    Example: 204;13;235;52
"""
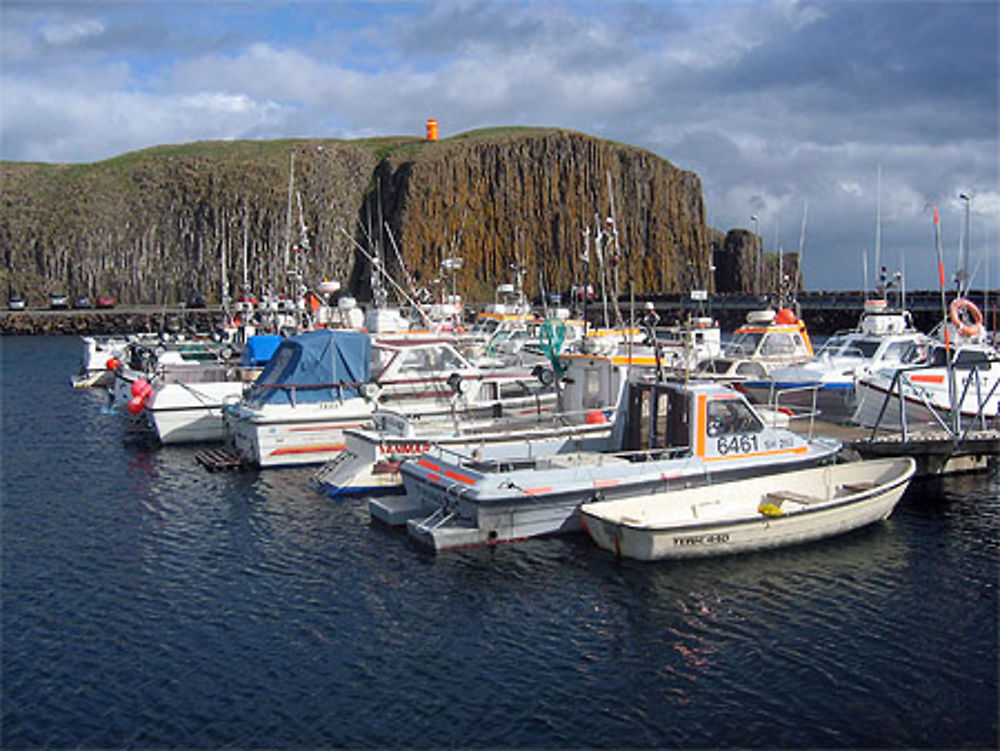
284;151;295;294
875;165;882;297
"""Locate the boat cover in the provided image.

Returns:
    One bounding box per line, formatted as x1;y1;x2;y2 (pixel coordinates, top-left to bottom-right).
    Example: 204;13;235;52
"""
241;334;284;366
246;330;371;407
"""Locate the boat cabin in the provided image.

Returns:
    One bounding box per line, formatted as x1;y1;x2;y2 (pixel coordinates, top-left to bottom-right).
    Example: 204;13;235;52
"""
616;375;806;462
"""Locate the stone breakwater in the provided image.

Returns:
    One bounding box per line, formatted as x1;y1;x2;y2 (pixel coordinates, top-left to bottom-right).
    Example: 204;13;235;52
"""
0;309;226;336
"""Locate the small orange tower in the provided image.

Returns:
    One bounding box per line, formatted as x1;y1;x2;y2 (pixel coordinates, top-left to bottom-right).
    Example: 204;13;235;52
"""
426;118;439;141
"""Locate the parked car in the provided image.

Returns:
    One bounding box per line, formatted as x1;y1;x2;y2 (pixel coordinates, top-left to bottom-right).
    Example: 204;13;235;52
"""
7;293;26;311
49;292;69;309
73;295;92;309
96;294;116;309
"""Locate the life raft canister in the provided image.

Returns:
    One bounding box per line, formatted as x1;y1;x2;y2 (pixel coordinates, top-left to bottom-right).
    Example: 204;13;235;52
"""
949;298;983;337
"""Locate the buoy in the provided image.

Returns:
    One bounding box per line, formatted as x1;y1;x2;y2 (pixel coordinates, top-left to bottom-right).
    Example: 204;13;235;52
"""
775;307;797;324
426;118;438;141
106;357;121;370
131;378;152;398
126;395;145;415
586;409;610;425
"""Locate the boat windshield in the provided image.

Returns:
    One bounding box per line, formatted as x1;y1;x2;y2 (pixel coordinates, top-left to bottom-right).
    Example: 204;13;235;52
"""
725;331;764;357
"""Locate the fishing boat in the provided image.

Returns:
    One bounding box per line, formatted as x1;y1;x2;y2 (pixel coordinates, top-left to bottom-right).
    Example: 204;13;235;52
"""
391;368;841;551
579;457;915;560
695;307;814;382
741;299;928;419
223;329;557;467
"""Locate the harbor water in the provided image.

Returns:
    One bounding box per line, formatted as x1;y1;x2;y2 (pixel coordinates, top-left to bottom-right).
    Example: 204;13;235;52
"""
2;336;997;749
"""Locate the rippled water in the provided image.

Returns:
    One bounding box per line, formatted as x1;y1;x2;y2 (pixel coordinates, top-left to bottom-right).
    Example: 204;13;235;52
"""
2;336;997;749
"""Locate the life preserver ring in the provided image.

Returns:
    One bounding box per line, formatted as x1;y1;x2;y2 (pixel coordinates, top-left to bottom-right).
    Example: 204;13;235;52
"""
949;298;983;337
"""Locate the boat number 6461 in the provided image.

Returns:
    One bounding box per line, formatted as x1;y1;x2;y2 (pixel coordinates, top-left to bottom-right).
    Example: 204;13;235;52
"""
716;434;758;455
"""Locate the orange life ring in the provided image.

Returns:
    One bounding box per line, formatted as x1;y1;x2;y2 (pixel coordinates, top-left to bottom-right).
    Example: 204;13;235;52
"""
949;298;983;337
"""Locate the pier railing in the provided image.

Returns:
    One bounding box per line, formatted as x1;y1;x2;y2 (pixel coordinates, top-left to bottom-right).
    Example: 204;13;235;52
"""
866;361;1000;441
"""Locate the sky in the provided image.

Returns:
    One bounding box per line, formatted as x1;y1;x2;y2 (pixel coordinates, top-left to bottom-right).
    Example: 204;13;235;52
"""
2;0;998;291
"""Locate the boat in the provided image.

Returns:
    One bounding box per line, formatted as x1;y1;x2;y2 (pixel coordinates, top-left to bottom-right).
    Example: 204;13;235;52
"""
390;368;841;551
695;307;814;382
223;329;558;467
313;355;630;498
741;299;928;419
853;298;1000;430
137;335;281;443
579;457;916;560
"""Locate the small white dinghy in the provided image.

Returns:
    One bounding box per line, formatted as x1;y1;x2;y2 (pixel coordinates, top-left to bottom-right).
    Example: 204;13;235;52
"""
580;457;916;560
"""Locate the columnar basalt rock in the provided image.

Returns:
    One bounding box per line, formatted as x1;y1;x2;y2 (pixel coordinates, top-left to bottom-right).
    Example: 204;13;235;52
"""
1;128;743;307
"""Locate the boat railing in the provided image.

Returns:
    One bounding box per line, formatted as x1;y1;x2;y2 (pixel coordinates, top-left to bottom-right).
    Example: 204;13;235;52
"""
765;384;822;437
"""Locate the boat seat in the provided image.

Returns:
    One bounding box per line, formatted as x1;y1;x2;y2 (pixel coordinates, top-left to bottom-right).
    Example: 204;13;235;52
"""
840;481;876;494
763;490;824;506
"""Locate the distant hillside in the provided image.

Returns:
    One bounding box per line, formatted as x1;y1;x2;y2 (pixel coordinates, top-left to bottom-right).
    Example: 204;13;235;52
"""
0;128;720;305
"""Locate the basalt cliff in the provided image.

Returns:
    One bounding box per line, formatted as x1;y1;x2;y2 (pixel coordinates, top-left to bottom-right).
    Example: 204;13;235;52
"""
0;128;780;306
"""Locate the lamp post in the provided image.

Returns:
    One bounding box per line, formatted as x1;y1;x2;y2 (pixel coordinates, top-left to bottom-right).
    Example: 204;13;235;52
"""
750;215;761;296
958;193;971;292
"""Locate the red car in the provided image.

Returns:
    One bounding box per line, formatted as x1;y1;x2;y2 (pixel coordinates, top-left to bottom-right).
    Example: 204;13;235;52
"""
96;294;116;308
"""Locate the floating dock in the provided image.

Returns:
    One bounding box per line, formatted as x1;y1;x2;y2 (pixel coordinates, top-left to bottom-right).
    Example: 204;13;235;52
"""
195;446;247;471
789;419;999;476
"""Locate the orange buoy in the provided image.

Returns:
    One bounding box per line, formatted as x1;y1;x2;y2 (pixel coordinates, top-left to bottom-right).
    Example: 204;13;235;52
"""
586;409;610;425
131;378;152;398
106;357;121;370
126;395;145;415
426;118;438;141
775;307;797;324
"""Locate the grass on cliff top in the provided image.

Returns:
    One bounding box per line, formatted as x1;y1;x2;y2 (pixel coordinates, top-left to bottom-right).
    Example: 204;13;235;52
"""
1;126;623;195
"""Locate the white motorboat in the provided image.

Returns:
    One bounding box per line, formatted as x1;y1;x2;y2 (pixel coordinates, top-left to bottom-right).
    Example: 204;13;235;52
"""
853;298;1000;430
313;355;630;498
580;457;916;560
111;335;281;443
392;369;842;551
742;300;928;419
695;307;815;382
224;329;557;467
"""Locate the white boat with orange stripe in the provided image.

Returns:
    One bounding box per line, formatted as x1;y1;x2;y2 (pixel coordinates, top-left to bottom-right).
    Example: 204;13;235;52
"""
224;329;558;467
392;370;841;551
853;298;1000;428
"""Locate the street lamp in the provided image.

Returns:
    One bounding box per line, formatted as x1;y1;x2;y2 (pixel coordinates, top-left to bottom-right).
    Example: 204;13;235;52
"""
750;215;761;296
958;193;971;291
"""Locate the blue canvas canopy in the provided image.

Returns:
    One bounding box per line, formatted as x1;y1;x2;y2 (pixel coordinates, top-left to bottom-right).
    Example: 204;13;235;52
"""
245;329;371;407
241;334;284;366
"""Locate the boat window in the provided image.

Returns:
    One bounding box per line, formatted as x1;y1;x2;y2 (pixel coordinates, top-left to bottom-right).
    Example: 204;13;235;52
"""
583;369;604;409
697;358;731;374
880;341;910;363
499;381;531;399
706;399;764;437
398;347;466;375
735;361;767;378
818;335;848;355
855;340;880;358
760;333;795;356
954;349;991;368
930;347;949;367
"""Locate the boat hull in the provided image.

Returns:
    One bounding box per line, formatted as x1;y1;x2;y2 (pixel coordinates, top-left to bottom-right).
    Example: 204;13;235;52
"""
397;441;842;551
581;457;915;560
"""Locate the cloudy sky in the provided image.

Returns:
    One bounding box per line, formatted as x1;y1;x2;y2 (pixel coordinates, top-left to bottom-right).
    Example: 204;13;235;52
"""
2;0;997;291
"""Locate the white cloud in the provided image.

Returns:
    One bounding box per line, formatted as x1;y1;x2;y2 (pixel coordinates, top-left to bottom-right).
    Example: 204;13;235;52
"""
40;18;106;46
